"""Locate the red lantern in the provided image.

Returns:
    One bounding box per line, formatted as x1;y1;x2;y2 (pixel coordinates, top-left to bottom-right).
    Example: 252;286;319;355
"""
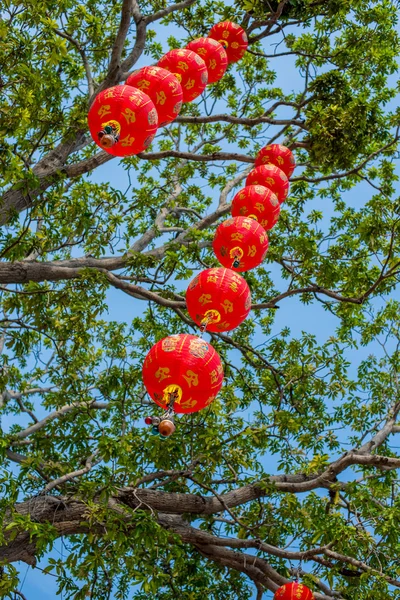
255;144;296;178
142;334;224;414
186;37;228;84
213;216;269;272
88;85;158;156
186;268;251;332
126;66;183;126
157;49;208;102
208;21;248;63
274;582;314;600
246;165;289;204
231;185;280;231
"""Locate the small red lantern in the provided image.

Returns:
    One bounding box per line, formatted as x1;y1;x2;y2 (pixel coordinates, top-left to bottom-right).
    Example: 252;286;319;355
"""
157;49;208;102
186;37;228;84
186;268;251;332
88;85;158;156
142;334;224;414
213;216;269;272
231;185;280;231
255;144;296;178
126;66;183;126
246;165;289;204
274;582;314;600
208;21;248;63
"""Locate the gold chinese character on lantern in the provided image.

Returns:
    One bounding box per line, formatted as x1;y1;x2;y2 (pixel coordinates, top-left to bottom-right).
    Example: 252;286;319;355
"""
177;60;189;71
98;104;111;117
156;91;166;105
183;370;199;387
155;367;171;382
185;78;195;89
209;58;217;70
199;293;212;305
122;108;136;124
231;232;244;241
136;79;150;90
207;276;218;283
248;246;257;257
222;299;234;313
120;134;135;147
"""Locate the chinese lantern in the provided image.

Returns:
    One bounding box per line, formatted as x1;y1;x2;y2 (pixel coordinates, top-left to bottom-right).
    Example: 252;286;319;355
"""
255;144;296;178
142;334;224;414
213;216;269;272
208;21;248;63
186;268;251;332
246;165;289;204
186;37;228;84
87;85;158;156
273;582;314;600
126;66;183;126
157;49;208;102
231;185;280;231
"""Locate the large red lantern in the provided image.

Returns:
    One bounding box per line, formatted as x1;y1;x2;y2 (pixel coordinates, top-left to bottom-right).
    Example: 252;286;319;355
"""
126;66;183;126
88;85;158;156
231;185;280;231
255;144;296;178
157;49;208;102
246;165;289;204
274;582;314;600
186;37;228;84
213;216;269;272
142;334;224;414
186;268;251;332
208;21;248;63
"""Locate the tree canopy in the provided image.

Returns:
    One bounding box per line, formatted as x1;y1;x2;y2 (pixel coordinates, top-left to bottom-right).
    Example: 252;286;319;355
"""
1;0;400;598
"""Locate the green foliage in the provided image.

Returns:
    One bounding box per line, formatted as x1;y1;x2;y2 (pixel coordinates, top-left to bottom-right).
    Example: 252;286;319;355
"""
0;0;400;598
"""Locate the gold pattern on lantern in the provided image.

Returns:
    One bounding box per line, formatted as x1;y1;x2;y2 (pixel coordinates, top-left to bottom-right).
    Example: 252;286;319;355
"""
231;232;244;241
189;338;208;358
183;370;199;387
104;89;115;98
198;293;212;305
155;367;170;382
98;105;111;117
156;91;166;105
162;336;180;352
136;79;150;90
120;134;135;147
209;58;217;70
185;78;195;89
248;245;257;257
222;299;234;313
207;275;218;283
180;398;197;410
177;60;189;71
122;108;136;123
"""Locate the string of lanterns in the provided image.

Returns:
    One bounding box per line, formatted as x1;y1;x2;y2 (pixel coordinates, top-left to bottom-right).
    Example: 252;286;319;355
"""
87;17;315;600
142;141;295;434
88;21;248;156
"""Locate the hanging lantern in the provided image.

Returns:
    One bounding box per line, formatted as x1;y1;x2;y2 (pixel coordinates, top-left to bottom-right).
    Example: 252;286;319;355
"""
274;582;314;600
213;216;269;272
126;66;183;126
255;144;296;178
186;268;251;332
87;85;158;156
208;21;248;63
142;334;224;414
231;185;280;231
157;49;208;102
246;165;289;204
186;37;228;84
